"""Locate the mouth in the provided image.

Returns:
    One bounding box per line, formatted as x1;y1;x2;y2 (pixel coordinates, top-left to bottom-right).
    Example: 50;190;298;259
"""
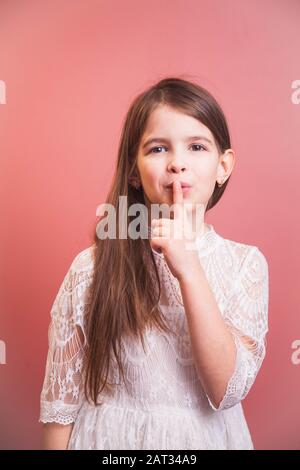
164;182;192;191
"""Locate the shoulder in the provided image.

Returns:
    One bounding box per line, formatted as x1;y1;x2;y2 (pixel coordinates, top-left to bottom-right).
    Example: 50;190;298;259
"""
68;244;96;277
53;244;96;309
217;232;269;279
50;245;96;336
61;245;96;307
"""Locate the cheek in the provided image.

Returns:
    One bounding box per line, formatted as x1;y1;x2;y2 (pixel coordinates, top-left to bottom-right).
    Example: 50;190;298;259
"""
194;171;211;187
194;162;217;183
193;166;217;197
141;165;161;186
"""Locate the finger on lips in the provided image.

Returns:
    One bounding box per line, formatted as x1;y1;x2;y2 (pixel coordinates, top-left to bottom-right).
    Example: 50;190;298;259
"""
173;181;184;218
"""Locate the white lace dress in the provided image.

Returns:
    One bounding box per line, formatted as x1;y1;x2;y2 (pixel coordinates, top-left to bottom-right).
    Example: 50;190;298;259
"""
39;223;269;450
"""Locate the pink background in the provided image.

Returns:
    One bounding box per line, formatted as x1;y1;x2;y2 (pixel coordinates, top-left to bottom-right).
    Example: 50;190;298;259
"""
0;0;299;449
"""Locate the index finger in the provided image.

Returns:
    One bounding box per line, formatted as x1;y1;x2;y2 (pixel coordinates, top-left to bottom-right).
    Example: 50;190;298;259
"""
173;180;184;219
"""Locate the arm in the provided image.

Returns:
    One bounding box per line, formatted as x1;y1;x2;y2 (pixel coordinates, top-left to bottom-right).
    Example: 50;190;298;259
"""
41;423;74;450
179;246;269;410
39;249;94;443
179;263;236;409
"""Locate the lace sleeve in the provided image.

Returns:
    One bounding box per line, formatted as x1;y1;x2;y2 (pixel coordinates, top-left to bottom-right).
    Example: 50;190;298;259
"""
39;248;94;425
206;246;269;411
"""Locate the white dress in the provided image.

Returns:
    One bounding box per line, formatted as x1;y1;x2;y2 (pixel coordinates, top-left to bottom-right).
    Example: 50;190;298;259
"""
39;223;269;450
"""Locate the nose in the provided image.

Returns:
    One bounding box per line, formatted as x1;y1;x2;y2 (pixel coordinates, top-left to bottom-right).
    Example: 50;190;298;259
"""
167;154;188;173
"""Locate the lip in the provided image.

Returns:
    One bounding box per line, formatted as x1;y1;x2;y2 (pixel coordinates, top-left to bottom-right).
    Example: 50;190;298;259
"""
165;181;192;189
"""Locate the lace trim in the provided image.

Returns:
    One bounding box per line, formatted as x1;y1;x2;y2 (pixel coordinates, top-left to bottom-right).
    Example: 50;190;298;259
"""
206;332;263;411
39;400;82;425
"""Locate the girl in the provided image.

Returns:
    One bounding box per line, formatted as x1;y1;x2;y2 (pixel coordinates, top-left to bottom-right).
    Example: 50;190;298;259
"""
39;77;269;450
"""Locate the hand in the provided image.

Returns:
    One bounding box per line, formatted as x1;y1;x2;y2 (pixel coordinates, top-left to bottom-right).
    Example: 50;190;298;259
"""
150;181;205;282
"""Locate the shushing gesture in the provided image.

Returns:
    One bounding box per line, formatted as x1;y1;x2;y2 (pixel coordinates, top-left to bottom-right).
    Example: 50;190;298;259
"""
150;181;205;282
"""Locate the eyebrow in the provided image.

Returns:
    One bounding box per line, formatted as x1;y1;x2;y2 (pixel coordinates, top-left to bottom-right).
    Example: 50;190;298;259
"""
142;135;214;149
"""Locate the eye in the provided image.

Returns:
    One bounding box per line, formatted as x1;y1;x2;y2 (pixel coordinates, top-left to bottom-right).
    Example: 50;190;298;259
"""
148;144;207;154
191;144;206;151
149;146;167;154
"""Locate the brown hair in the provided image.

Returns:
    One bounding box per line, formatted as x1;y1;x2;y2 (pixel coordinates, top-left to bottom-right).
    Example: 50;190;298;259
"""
84;76;232;405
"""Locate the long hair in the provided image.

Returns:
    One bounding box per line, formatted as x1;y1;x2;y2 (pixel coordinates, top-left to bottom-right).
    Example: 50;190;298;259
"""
84;76;232;405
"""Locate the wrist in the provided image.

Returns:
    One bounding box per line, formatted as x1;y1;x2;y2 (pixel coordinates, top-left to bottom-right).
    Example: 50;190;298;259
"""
178;260;204;285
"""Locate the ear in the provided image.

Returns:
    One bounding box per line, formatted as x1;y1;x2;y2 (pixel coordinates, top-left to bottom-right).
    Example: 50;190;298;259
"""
216;149;236;185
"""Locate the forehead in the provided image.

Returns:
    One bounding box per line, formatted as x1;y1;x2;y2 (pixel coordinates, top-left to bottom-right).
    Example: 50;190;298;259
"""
143;104;213;141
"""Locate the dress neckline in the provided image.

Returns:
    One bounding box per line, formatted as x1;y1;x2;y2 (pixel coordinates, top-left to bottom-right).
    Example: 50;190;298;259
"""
147;222;221;258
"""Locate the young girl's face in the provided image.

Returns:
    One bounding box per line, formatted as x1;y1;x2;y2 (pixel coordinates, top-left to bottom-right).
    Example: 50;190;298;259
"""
136;104;234;216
